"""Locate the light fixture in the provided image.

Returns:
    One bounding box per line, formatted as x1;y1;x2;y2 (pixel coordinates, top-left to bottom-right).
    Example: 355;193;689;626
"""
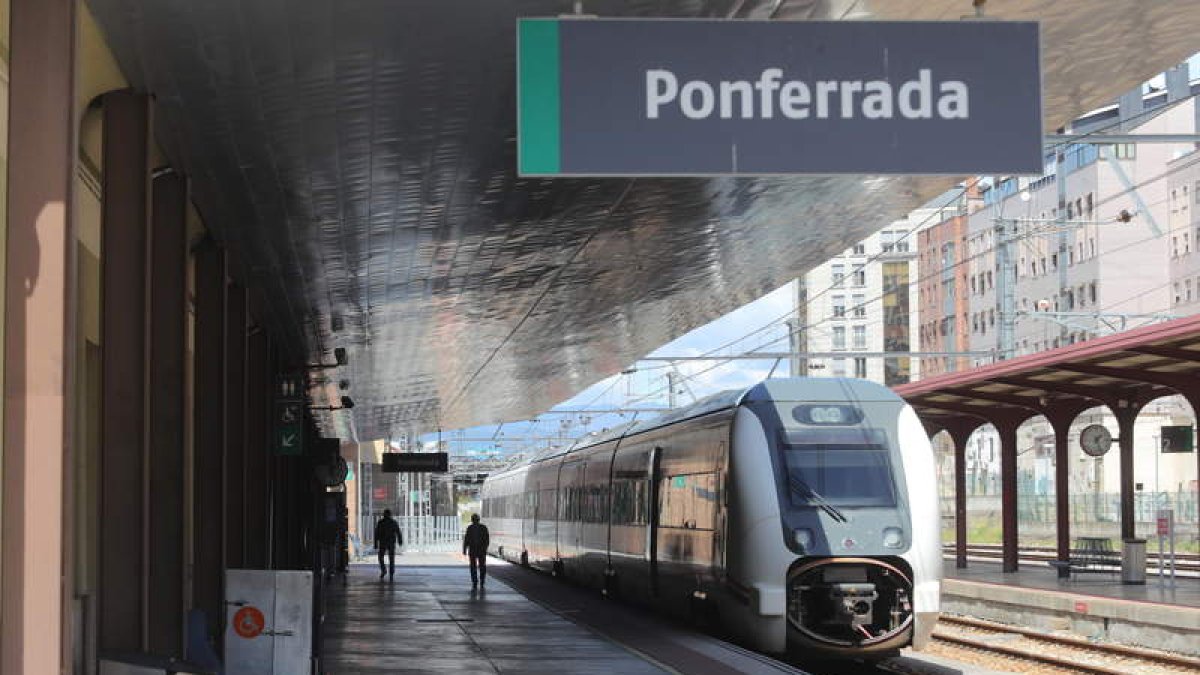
307;347;348;370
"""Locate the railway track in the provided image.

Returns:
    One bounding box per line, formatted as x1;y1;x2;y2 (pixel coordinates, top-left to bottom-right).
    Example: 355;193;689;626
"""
927;615;1200;674
948;544;1200;576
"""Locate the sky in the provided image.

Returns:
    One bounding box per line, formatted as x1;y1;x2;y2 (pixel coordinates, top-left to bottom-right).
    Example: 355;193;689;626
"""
423;281;798;458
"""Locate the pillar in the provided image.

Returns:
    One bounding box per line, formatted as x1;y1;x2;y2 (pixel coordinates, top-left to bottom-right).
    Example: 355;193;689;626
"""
225;285;248;569
192;242;226;641
1053;421;1071;570
99;90;152;652
938;420;982;570
2;0;77;669
245;322;270;569
954;437;967;568
1115;403;1140;541
997;422;1020;572
147;170;188;656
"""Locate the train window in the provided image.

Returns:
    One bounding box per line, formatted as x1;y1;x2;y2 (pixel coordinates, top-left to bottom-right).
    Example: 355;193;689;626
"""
791;405;863;425
660;473;718;530
782;444;896;508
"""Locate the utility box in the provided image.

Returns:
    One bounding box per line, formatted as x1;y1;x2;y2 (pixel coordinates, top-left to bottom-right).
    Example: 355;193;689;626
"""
1121;539;1146;585
225;570;312;674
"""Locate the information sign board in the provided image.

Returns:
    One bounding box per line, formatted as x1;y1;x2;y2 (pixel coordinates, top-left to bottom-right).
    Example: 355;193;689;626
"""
382;452;449;473
518;19;1042;176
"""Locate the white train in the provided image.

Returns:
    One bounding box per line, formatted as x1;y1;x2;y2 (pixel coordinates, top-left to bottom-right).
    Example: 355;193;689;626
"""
482;378;940;659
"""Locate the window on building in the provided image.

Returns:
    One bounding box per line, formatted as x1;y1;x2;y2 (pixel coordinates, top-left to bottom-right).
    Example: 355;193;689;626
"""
832;295;845;318
1089;282;1096;303
853;243;866;255
1050;253;1057;270
881;230;896;252
1089;238;1096;257
1174;282;1181;305
1173;236;1179;258
832;264;845;287
1086;193;1094;216
854;357;867;379
833;326;846;350
832;357;846;377
1114;143;1136;159
1195;181;1200;204
987;271;993;289
852;294;866;317
1066;289;1074;310
852;265;866;287
853;325;867;349
1067;202;1074;219
1186;232;1191;255
1187;279;1193;303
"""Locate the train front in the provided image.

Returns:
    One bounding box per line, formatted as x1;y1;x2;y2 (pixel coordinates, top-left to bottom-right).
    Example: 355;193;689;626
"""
727;379;940;659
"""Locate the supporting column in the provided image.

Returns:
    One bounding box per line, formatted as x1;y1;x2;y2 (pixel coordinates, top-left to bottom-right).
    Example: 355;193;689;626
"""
1115;402;1141;541
192;242;226;641
997;422;1020;572
99;90;152;653
147;171;188;657
2;0;77;670
245;322;270;569
225;285;248;569
1053;421;1072;571
939;421;982;569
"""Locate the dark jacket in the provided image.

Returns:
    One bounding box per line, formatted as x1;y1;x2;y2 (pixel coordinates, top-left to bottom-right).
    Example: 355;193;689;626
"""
463;522;489;557
374;516;401;550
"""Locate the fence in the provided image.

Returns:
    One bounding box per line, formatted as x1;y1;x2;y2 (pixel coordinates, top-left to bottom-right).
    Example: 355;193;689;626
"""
939;492;1198;547
396;515;462;552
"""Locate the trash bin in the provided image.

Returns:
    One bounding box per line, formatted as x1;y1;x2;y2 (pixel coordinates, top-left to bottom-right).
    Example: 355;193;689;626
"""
1121;538;1146;585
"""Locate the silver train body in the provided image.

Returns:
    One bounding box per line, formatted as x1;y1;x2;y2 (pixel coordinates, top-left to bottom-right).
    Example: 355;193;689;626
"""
481;378;940;658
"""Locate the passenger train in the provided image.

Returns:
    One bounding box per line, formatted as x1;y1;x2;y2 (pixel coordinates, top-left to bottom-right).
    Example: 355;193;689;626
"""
481;378;940;659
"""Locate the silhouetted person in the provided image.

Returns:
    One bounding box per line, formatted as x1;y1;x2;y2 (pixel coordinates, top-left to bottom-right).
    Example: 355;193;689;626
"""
463;513;490;587
375;509;402;581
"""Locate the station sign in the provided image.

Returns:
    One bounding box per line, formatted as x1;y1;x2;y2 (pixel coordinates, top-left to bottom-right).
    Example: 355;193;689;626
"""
382;452;449;473
1160;425;1193;453
518;19;1042;176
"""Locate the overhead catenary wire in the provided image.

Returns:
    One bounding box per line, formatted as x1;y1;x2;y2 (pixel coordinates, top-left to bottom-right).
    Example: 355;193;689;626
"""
635;90;1200;375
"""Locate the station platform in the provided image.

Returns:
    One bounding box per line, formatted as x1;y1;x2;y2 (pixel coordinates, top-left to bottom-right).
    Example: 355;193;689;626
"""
942;560;1200;656
320;554;810;675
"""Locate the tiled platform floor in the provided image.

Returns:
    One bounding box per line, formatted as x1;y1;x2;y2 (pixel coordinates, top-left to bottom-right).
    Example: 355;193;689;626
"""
320;558;667;674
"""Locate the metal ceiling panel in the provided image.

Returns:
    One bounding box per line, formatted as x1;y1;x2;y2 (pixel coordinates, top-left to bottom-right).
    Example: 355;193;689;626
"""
84;0;1200;439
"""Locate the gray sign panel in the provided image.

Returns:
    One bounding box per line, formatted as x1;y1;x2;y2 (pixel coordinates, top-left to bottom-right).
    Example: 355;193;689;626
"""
519;19;1042;176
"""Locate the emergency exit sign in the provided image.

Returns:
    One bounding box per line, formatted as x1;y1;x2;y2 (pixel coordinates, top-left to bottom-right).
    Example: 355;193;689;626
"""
517;18;1042;176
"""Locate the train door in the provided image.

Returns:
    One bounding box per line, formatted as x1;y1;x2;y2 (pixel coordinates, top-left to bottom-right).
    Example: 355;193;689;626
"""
647;446;663;596
558;461;584;564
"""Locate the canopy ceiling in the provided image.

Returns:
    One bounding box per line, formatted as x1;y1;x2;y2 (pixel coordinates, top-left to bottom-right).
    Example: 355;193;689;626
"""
85;0;1200;439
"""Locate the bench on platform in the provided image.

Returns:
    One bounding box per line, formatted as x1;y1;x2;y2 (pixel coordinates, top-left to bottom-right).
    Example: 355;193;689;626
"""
1047;537;1120;578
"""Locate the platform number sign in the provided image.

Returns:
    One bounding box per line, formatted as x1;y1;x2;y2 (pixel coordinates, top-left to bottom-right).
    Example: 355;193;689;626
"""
275;373;305;456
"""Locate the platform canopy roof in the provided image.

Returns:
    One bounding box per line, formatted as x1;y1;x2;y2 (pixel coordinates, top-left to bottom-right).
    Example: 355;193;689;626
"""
895;315;1200;432
86;0;1200;439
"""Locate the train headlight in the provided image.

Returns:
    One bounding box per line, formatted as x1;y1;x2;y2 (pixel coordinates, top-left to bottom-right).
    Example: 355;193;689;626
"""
882;527;904;548
793;528;813;549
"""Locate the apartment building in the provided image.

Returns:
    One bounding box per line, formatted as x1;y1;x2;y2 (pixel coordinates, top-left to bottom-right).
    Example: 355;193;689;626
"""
793;199;953;386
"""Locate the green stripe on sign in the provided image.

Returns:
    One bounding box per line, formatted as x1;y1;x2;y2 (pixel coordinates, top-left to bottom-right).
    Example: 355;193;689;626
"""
518;19;560;175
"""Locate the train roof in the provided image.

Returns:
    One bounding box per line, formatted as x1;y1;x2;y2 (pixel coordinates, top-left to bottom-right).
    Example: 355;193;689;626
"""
485;377;902;478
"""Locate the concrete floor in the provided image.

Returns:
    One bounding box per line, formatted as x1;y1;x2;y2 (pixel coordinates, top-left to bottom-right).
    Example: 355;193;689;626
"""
320;557;667;674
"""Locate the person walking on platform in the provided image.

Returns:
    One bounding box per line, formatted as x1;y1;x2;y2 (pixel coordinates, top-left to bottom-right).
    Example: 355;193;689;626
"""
463;513;490;587
374;509;402;581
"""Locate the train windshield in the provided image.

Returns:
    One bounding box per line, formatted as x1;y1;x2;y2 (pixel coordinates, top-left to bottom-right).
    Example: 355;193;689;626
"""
782;444;896;508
